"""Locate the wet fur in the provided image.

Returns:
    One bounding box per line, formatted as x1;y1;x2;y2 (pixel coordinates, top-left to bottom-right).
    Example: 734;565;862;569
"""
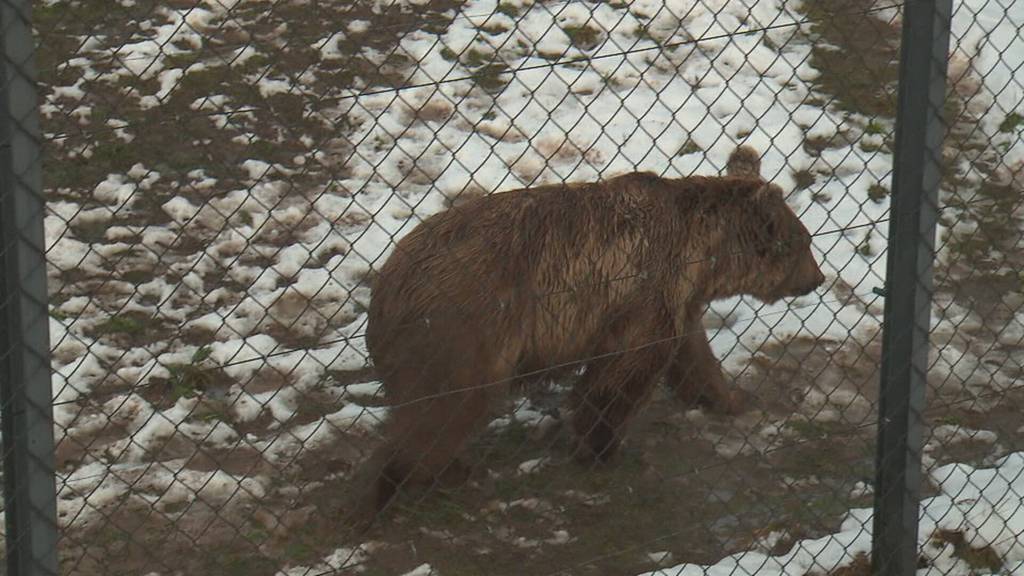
354;159;825;522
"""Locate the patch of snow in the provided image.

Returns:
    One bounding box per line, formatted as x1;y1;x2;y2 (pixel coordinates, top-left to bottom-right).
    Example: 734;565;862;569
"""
276;545;370;576
347;20;371;34
57;459;266;529
638;452;1024;576
400;564;438;576
517;457;549;476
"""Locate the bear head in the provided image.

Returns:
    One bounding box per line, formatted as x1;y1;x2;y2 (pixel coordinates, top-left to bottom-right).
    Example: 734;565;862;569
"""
709;181;826;304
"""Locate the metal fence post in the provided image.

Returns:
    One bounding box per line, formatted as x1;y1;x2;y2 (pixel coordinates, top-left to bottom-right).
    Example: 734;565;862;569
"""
0;0;59;574
871;1;953;575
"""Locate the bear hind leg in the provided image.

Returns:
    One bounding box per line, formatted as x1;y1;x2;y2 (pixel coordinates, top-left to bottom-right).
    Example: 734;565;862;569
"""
356;352;513;524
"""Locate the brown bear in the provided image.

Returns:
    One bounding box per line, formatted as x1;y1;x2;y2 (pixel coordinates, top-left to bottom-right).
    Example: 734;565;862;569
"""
355;147;825;517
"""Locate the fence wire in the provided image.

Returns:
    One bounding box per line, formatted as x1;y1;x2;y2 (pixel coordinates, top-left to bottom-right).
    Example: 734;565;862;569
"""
1;0;1022;574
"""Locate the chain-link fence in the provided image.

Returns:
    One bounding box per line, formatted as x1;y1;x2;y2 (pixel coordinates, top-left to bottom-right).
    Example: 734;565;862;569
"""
2;0;1023;574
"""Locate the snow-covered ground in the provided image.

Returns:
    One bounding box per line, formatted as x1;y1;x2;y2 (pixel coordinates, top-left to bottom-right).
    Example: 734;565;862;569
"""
951;0;1024;173
34;0;1024;573
640;452;1024;576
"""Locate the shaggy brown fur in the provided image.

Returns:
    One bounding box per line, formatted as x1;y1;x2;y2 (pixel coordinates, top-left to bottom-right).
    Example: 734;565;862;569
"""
355;164;825;519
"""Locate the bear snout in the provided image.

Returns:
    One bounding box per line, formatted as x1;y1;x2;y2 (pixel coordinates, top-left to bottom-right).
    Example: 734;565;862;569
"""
778;256;826;298
796;267;826;296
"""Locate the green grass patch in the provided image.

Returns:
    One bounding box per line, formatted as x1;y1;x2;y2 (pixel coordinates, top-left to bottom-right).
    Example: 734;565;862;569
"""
676;138;702;156
998;111;1024;133
471;63;511;94
96;314;147;335
439;46;459;61
164;346;215;401
864;120;886;136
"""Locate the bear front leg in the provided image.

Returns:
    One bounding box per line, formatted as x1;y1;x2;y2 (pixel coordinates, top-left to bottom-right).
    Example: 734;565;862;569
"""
666;304;742;415
571;343;673;463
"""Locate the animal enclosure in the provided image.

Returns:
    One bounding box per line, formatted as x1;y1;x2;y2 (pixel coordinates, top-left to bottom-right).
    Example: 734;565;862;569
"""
2;1;1024;575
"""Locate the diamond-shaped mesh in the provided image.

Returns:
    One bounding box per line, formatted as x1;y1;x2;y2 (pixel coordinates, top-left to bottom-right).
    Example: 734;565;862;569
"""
913;0;1024;574
1;0;1021;574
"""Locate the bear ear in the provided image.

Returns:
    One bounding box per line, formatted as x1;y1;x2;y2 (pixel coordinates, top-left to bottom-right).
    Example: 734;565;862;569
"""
726;145;762;179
